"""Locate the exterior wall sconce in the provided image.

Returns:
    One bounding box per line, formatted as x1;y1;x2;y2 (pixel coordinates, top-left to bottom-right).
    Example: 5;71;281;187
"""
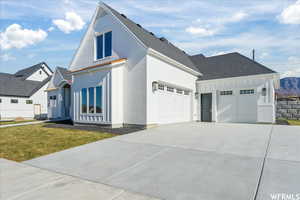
262;88;267;96
152;81;158;92
195;92;199;99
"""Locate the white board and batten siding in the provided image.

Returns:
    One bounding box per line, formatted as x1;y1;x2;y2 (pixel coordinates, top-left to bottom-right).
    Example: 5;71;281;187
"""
69;6;148;126
0;83;49;119
146;54;198;125
197;74;277;123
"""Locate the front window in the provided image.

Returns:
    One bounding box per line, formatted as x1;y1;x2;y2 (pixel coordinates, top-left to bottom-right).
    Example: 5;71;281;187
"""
11;99;18;104
26;100;33;104
96;31;112;60
88;87;95;113
81;88;87;113
96;86;102;113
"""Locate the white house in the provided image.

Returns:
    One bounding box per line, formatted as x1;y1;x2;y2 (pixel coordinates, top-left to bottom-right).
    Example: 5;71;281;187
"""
0;62;53;120
47;2;279;127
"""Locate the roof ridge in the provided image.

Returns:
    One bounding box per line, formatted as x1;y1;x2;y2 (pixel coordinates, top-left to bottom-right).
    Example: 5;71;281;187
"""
102;3;200;74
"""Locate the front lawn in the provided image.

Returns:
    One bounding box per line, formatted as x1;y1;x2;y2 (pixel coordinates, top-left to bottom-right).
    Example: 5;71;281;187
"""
0;124;116;162
287;120;300;126
0;120;36;126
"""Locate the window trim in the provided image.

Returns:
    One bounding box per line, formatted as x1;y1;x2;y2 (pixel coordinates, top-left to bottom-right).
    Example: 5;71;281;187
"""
240;89;255;95
220;91;233;96
80;85;103;116
94;31;113;62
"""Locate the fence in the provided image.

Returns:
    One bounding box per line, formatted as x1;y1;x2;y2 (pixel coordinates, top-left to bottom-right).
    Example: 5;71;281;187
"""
276;97;300;120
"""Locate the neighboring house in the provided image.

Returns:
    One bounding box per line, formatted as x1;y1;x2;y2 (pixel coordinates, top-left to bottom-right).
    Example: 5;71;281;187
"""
47;2;279;127
0;62;53;120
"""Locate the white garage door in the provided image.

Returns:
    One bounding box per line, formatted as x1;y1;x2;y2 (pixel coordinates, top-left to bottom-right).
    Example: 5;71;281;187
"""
218;91;236;122
157;89;191;124
237;89;257;123
218;89;257;123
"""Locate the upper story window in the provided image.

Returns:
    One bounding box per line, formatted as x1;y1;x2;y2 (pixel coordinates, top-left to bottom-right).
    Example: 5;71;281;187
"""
96;31;112;60
0;98;2;103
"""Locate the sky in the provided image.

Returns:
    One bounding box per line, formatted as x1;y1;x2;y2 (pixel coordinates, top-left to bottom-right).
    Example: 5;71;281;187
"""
0;0;300;78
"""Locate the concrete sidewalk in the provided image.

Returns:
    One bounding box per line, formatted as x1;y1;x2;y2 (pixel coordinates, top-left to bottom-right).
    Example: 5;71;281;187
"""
0;159;160;200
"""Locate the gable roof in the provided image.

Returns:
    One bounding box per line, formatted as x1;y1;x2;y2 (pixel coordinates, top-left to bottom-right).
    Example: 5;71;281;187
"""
14;62;52;79
57;67;72;81
0;63;52;98
0;73;51;97
103;3;200;74
190;52;277;81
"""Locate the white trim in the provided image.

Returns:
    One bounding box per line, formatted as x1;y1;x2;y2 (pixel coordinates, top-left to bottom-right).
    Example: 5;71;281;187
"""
69;6;100;68
148;48;201;76
99;2;148;50
94;30;113;62
72;60;126;76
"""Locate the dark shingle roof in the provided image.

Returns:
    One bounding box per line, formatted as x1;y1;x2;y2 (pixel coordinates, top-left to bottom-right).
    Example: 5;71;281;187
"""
14;62;52;79
0;63;52;97
0;73;51;97
190;52;277;81
57;67;72;81
104;4;199;73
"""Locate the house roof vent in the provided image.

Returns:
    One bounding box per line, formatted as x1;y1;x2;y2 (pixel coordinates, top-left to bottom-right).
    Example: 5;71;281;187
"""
136;23;142;28
149;32;155;36
121;14;127;19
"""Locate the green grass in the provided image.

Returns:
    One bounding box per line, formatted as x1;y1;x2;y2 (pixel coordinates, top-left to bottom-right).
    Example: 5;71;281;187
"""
0;120;36;126
287;120;300;126
0;124;116;162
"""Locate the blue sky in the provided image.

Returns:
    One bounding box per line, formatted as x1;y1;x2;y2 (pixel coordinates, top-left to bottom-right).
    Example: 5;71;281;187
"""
1;0;300;77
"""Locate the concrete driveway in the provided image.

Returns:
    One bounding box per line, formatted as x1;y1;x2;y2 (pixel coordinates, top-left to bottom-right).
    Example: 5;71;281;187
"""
23;122;300;200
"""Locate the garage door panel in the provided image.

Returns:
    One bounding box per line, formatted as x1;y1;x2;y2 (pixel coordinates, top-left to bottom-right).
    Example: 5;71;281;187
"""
218;90;257;123
237;94;257;123
157;92;191;124
218;95;236;122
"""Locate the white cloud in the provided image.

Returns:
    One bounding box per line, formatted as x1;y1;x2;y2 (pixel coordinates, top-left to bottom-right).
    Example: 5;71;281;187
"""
281;68;300;78
228;12;248;23
279;0;300;24
0;53;16;61
48;27;55;32
0;24;47;50
185;26;216;36
53;12;85;34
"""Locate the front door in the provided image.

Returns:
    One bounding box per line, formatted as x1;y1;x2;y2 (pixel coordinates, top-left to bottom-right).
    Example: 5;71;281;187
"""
201;93;212;122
